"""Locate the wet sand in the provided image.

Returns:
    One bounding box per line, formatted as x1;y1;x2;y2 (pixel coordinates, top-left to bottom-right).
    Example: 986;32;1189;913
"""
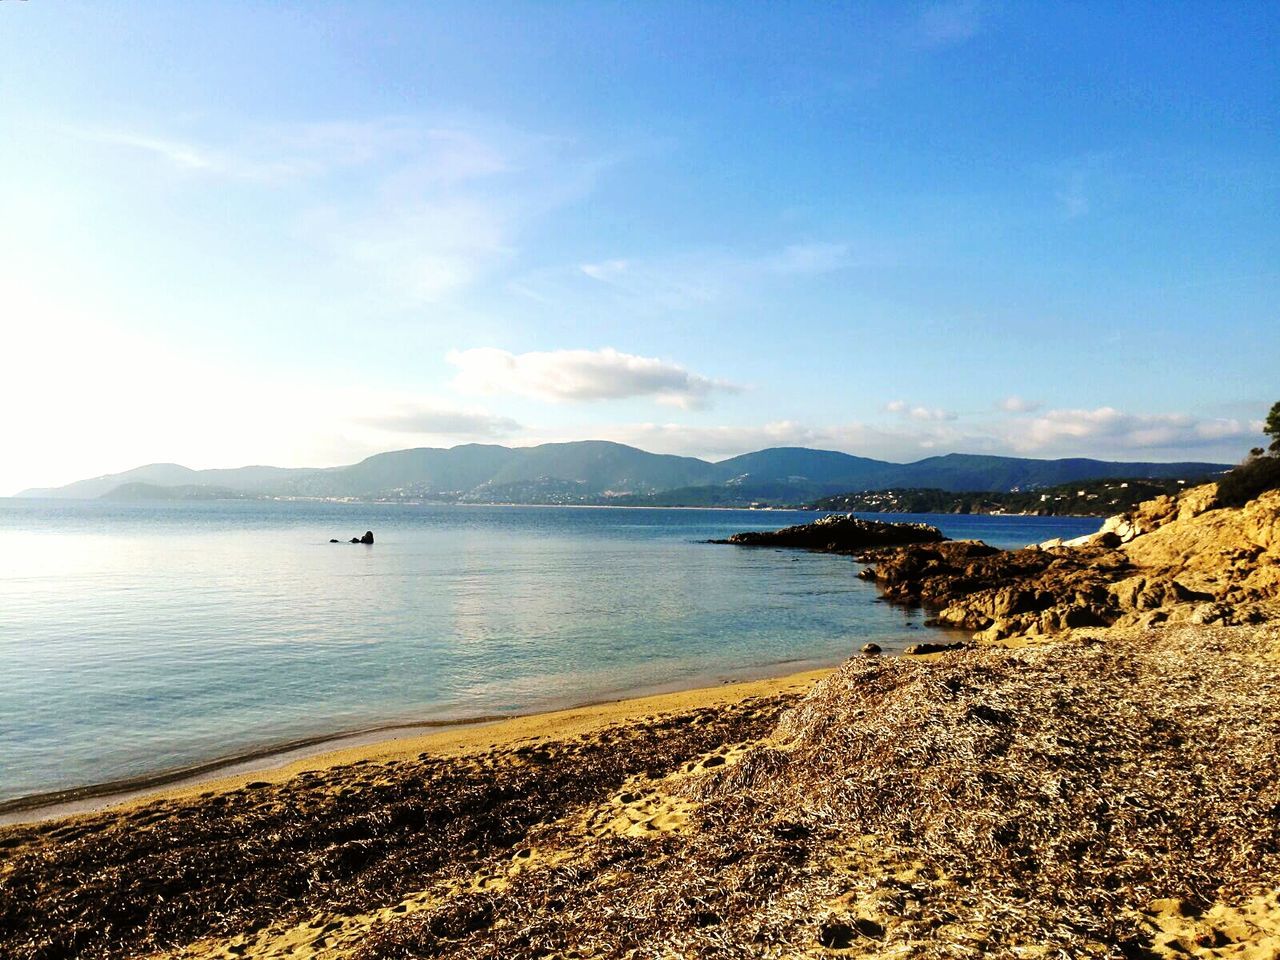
0;665;836;827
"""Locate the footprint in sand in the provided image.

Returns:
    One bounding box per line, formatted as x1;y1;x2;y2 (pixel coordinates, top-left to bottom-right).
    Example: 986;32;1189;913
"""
583;782;698;838
1142;889;1280;958
681;741;751;774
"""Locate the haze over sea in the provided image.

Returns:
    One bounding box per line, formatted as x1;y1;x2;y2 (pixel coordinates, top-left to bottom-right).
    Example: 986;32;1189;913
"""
0;500;1098;805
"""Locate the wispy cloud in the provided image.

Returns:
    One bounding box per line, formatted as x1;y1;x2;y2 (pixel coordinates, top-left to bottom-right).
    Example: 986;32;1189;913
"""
361;403;521;438
886;399;958;422
764;242;852;275
448;347;740;409
68;119;513;184
911;1;984;50
1047;152;1119;221
545;240;858;313
1057;170;1090;220
579;258;631;282
543;419;971;463
998;395;1042;413
69;117;606;303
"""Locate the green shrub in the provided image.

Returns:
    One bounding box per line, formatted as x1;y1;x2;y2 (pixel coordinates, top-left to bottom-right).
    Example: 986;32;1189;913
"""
1215;455;1280;508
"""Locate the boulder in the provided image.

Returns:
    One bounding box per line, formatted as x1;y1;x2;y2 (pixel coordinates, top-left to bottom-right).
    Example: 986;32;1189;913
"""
860;643;882;654
904;641;968;656
349;530;375;544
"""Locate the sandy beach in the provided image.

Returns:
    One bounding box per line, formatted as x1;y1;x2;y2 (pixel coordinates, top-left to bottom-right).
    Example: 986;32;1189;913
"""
5;486;1280;959
4;626;1280;959
0;668;826;958
2;668;833;826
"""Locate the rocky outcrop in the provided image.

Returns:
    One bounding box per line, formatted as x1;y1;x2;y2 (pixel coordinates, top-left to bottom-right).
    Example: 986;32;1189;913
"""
857;484;1280;642
859;540;1129;640
713;514;944;553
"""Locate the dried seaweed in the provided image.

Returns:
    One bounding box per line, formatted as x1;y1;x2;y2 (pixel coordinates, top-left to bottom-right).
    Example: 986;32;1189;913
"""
0;697;792;960
362;624;1280;959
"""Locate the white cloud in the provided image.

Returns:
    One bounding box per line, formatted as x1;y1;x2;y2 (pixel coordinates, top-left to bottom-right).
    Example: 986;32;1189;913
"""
1000;407;1253;455
361;404;521;438
448;347;739;409
886;400;957;422
998;395;1042;413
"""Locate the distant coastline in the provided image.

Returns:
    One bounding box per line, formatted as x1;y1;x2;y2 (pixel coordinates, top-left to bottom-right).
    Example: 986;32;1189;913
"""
19;440;1229;508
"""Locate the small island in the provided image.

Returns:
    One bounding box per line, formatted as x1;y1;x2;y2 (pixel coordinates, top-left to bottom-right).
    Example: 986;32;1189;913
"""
710;513;945;552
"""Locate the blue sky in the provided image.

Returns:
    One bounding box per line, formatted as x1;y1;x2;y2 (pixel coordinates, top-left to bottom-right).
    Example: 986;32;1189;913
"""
2;1;1276;492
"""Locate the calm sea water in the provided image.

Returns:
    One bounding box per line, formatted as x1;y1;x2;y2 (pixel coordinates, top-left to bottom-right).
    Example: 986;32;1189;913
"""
0;499;1099;804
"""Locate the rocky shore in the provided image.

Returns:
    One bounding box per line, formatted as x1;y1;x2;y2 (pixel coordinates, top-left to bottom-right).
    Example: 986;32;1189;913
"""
857;484;1280;642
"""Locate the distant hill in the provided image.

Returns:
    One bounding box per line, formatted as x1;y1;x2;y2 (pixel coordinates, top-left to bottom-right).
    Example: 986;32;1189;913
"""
15;442;1233;504
716;447;897;490
100;482;257;502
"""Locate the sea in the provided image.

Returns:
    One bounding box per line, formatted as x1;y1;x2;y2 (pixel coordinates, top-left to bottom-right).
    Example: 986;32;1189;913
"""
0;499;1100;807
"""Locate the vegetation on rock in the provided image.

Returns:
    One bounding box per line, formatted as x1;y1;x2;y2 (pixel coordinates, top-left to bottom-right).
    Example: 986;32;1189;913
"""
1215;401;1280;508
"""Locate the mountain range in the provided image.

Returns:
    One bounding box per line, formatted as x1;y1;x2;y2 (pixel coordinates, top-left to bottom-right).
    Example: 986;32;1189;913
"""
15;442;1232;506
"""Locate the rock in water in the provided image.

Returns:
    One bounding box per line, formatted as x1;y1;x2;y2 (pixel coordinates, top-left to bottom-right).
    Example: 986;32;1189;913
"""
860;643;882;654
710;514;945;553
329;539;340;543
349;531;375;544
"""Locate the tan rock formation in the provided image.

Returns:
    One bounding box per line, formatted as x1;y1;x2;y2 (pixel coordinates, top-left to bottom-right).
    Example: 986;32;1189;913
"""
861;484;1280;641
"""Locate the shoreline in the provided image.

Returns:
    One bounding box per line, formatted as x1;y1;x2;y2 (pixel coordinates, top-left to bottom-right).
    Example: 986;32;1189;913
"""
6;495;1108;518
0;663;835;827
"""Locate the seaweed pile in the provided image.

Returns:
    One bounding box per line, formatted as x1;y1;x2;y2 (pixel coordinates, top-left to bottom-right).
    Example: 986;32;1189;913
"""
0;695;795;960
358;624;1280;958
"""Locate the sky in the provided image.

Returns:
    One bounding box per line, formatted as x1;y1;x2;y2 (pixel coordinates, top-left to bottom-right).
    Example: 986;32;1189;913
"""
2;1;1277;494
